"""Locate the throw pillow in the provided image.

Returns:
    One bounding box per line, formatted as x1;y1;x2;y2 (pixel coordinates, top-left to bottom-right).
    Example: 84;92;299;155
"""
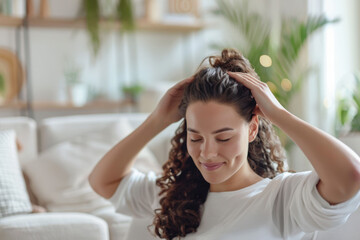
0;130;32;217
23;119;161;213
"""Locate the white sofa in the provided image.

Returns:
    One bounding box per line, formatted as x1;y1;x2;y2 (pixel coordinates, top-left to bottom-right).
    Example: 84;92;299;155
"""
0;113;178;240
0;114;359;240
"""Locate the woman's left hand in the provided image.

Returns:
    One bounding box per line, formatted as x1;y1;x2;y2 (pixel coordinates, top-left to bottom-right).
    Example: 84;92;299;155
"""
227;72;287;123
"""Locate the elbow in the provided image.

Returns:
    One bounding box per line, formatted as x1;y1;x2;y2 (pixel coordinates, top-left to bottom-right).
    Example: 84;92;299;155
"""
353;165;360;191
88;173;102;196
88;173;117;199
88;173;96;192
338;165;360;199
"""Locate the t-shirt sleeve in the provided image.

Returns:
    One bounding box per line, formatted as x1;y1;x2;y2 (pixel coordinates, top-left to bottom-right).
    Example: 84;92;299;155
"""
108;168;160;218
279;171;360;234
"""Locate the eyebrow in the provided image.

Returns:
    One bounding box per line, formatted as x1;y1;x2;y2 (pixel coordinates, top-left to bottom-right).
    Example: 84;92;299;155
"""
187;127;234;134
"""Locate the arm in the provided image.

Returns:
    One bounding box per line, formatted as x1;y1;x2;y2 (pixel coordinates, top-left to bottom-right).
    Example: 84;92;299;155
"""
89;77;194;199
228;72;360;205
274;109;360;204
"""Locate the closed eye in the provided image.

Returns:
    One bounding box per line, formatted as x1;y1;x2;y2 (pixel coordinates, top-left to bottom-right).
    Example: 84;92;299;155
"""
217;138;231;142
191;138;231;142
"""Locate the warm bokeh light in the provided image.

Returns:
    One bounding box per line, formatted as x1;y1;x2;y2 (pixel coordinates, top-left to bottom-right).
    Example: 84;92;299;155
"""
266;81;277;93
259;55;272;67
281;78;292;91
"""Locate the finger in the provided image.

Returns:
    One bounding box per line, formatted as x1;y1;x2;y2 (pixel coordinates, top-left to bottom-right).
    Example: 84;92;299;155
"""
228;72;261;84
170;76;194;93
227;72;258;89
228;72;267;91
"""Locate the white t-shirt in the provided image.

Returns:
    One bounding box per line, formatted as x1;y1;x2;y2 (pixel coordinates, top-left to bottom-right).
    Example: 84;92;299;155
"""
109;169;360;240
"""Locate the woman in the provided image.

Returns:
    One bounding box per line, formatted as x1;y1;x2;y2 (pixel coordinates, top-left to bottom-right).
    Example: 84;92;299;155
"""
89;49;360;239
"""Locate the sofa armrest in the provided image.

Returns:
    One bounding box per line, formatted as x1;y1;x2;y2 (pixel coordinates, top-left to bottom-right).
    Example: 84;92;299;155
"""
0;212;109;240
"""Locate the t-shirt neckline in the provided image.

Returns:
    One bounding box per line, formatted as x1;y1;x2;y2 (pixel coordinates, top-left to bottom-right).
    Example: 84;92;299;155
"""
207;177;271;197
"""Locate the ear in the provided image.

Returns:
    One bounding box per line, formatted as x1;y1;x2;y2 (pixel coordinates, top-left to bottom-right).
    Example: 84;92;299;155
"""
248;115;259;143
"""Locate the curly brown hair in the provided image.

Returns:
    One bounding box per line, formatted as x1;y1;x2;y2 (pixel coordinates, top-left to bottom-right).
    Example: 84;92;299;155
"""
151;49;287;239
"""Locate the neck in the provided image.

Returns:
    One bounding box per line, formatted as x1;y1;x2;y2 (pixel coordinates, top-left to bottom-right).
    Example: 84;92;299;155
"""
209;162;264;192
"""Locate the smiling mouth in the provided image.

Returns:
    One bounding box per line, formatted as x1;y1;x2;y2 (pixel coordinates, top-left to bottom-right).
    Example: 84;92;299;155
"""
200;162;225;171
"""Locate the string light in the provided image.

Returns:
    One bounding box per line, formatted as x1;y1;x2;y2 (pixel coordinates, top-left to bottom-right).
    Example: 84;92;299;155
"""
266;81;277;93
259;55;272;67
281;78;292;91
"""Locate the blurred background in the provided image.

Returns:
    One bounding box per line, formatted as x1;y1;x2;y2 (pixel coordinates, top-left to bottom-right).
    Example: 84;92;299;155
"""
0;0;359;171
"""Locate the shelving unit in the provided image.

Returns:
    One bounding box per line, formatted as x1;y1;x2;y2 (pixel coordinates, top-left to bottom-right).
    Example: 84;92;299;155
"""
30;99;133;110
0;15;205;115
26;17;205;32
0;15;23;27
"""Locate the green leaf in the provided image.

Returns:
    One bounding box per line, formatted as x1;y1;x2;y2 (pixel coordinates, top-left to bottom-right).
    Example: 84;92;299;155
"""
81;0;136;56
0;72;5;95
213;0;338;150
117;0;135;31
352;74;360;109
82;0;100;55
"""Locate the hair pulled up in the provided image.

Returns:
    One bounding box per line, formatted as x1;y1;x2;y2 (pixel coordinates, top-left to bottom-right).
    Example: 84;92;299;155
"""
152;49;287;239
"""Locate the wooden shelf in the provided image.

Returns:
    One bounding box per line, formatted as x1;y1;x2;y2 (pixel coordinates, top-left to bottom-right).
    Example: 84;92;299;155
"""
27;17;86;28
0;15;23;27
0;99;133;110
33;99;133;110
22;17;205;32
0;101;26;109
137;20;205;32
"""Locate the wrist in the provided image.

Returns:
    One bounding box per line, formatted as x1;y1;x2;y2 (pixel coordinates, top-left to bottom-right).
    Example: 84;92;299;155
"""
271;108;292;128
146;112;170;132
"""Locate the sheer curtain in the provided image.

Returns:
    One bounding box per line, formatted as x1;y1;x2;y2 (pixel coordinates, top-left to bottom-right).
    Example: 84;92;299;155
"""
307;0;360;135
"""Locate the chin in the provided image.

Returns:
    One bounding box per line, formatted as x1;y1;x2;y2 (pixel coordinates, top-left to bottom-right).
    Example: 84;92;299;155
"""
201;172;227;185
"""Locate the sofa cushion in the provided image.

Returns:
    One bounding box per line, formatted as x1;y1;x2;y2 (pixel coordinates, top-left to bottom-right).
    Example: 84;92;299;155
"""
23;119;161;213
91;206;133;240
0;212;109;240
0;117;37;167
0;130;32;218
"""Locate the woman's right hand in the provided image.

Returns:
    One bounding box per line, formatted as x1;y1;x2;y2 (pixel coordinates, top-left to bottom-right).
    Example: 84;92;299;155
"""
150;76;194;127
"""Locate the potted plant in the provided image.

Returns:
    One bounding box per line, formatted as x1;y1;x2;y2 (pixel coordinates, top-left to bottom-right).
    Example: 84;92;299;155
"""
81;0;135;55
336;73;360;155
212;0;338;150
64;63;88;106
121;83;143;103
0;72;5;103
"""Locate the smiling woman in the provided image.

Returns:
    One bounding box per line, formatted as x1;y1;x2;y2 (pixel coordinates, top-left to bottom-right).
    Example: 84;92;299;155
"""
185;101;264;192
153;50;287;238
89;48;360;240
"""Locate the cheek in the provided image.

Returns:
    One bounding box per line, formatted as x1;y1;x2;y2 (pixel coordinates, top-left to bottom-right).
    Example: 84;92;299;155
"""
220;138;247;160
187;140;199;158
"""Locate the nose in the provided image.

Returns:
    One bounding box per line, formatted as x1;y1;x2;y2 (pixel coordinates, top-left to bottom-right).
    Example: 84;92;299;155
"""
200;140;218;159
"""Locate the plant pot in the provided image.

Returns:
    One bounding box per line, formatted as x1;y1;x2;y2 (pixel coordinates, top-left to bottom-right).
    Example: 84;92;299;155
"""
67;83;88;106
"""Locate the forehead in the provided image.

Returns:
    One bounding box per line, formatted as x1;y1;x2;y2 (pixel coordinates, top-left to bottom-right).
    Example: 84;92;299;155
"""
185;101;247;131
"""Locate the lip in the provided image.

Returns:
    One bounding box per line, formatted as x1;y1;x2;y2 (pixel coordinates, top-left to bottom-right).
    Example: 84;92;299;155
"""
200;162;225;171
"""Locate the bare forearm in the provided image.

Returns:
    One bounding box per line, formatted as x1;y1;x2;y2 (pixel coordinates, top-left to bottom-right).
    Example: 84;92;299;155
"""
273;110;360;202
89;114;167;198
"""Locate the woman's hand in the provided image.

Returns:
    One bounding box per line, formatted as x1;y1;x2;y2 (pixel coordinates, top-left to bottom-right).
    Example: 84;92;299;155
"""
227;72;286;124
150;76;194;127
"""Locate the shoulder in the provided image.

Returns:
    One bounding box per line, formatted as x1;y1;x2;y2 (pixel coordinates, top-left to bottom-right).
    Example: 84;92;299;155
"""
108;168;162;217
266;171;315;188
261;171;317;200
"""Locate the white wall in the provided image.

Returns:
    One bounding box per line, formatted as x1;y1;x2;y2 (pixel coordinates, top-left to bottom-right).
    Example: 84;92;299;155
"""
0;0;221;103
3;0;358;171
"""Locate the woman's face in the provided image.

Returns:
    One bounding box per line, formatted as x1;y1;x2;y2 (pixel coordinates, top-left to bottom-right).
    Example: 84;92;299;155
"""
186;100;259;192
